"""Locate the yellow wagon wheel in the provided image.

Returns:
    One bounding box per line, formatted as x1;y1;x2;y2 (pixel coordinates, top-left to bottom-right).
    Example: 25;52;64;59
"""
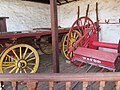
61;30;82;60
39;36;52;55
0;44;39;73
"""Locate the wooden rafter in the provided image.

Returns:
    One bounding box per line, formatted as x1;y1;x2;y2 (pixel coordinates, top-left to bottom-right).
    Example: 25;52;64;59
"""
64;0;69;3
57;0;62;5
23;0;79;5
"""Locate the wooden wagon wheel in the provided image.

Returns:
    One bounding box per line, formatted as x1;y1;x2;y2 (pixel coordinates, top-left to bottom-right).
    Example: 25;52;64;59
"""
39;36;52;55
61;30;82;60
0;44;39;73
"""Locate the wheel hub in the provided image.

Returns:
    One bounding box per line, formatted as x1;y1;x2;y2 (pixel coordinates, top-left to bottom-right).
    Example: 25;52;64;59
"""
17;60;27;68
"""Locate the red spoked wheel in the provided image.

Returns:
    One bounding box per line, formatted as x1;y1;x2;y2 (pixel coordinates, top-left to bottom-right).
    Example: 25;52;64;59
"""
69;16;96;35
68;17;96;67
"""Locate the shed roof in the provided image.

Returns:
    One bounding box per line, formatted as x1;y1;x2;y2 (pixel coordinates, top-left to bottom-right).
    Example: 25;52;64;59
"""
23;0;79;5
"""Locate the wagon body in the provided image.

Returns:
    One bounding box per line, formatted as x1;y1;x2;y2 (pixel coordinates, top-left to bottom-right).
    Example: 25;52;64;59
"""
0;28;69;73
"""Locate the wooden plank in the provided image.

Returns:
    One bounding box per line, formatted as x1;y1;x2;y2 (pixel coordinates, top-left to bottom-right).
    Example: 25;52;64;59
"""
83;81;88;90
99;81;105;90
116;81;120;90
1;73;120;82
66;82;71;90
49;81;54;90
11;81;18;90
27;82;37;90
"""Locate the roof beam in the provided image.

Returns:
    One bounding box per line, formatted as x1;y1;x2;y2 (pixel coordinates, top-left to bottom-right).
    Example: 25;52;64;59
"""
57;0;62;5
64;0;69;3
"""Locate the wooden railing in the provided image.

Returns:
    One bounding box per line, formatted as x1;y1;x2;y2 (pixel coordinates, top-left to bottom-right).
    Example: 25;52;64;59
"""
1;72;120;90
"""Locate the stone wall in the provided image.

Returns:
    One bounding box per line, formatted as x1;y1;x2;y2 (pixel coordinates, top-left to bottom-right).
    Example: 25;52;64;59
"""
0;0;51;32
59;0;120;44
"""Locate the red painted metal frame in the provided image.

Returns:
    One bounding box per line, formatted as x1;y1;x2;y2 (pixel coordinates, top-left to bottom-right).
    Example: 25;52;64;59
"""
91;41;118;49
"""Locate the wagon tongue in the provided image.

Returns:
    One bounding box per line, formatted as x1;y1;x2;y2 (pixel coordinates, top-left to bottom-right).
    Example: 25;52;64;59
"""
73;47;119;71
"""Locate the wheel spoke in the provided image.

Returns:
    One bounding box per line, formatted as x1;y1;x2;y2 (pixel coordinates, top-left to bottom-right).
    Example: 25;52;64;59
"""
69;38;73;43
20;47;22;59
64;49;67;52
84;18;87;26
74;32;77;38
28;63;35;66
15;68;19;73
27;66;33;71
64;45;67;47
25;52;33;60
20;69;22;73
23;47;28;59
9;66;17;73
70;52;73;57
76;23;81;31
3;62;15;67
23;69;27;73
76;35;79;39
12;49;20;60
3;65;15;70
7;55;17;61
27;57;36;62
41;47;47;50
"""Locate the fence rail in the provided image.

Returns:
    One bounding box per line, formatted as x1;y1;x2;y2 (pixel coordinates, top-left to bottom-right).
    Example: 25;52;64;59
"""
1;72;120;90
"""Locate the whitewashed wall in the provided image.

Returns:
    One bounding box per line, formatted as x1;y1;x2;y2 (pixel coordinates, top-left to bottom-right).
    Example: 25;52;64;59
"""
0;0;51;32
0;0;119;46
59;0;120;44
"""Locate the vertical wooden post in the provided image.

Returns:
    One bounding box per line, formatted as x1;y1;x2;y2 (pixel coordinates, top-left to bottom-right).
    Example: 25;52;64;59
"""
85;4;89;17
99;81;105;90
116;81;120;90
83;81;88;90
66;82;71;90
77;6;80;19
49;81;54;90
96;2;99;22
27;82;37;90
12;81;18;90
50;0;59;73
118;40;120;53
0;17;9;32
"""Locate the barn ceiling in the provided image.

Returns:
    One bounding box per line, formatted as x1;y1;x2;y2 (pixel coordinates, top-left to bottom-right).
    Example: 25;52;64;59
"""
23;0;79;5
